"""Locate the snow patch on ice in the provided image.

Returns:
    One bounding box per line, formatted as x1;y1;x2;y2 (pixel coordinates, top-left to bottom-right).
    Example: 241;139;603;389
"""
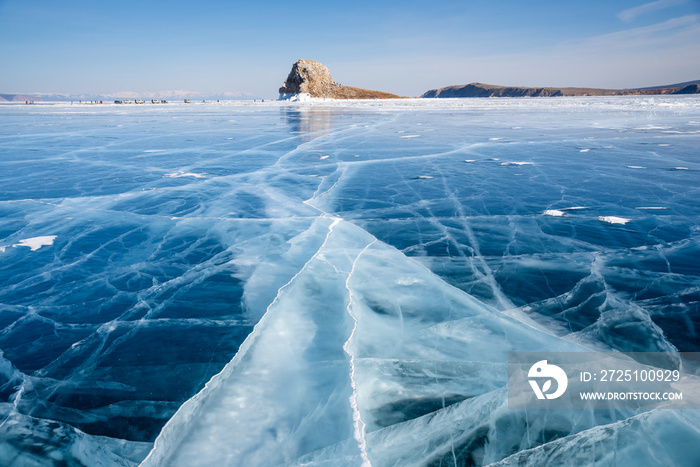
163;171;207;178
279;92;311;102
13;236;57;251
396;276;422;286
543;210;565;217
543;206;589;217
599;216;631;225
635;125;671;130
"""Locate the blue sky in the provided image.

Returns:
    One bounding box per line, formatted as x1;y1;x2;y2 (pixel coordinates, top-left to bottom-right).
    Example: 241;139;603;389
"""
1;0;699;98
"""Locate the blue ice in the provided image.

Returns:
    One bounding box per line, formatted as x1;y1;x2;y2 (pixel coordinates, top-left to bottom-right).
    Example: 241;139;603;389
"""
0;97;699;466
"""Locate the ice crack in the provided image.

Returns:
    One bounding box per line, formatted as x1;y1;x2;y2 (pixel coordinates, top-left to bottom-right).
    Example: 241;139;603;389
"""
343;239;376;467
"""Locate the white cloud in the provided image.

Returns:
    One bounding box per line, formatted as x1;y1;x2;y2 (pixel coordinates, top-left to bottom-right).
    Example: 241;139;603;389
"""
618;0;688;22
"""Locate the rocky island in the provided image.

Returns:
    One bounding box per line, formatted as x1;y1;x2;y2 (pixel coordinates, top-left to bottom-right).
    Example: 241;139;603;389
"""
279;59;400;100
422;81;700;98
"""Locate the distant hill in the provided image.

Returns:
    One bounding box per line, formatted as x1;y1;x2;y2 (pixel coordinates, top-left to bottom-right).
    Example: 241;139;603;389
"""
633;79;700;90
422;81;700;98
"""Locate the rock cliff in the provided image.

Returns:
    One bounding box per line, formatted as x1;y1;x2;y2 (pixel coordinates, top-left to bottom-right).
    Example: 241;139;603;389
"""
279;60;400;99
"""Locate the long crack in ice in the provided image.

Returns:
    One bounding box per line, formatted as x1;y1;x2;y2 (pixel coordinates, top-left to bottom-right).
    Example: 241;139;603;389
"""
343;239;377;467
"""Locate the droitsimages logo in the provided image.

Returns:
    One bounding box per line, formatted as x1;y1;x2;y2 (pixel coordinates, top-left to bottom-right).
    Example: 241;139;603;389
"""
528;360;568;400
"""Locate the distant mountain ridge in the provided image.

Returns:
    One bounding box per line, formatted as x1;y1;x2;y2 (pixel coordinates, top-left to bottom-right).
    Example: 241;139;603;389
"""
633;79;700;90
0;93;37;102
422;81;700;98
0;90;258;102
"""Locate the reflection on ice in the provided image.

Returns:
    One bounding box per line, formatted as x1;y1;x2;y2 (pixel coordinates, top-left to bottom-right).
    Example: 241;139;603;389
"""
0;97;699;465
281;107;339;142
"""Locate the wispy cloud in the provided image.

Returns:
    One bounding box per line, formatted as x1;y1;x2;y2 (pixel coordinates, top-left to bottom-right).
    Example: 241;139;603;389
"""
594;14;699;47
618;0;688;22
385;14;700;93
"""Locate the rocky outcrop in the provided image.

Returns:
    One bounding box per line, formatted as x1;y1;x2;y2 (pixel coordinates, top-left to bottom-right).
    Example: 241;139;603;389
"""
422;82;700;98
279;60;400;99
279;60;335;97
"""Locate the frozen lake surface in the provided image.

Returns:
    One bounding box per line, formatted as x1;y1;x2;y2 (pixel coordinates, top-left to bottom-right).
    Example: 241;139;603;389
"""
1;97;699;466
